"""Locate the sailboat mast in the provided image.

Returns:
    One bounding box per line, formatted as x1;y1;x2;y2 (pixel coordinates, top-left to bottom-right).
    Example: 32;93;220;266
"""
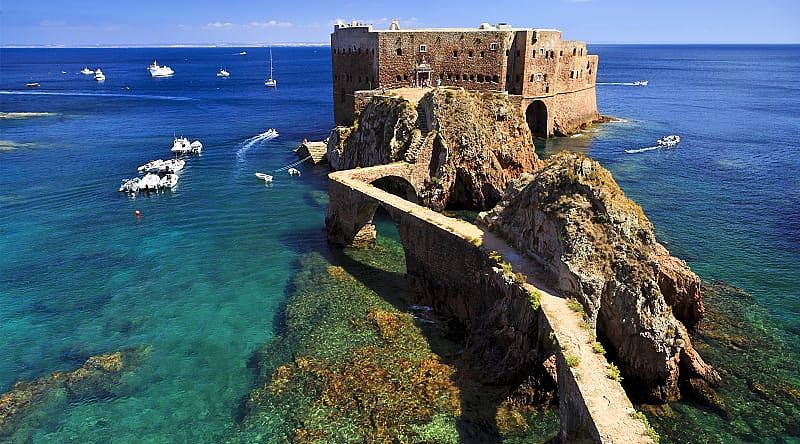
269;47;273;78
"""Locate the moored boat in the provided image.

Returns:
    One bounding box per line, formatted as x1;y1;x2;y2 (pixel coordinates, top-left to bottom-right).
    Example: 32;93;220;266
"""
119;177;141;193
255;172;273;182
26;82;40;88
264;47;277;87
164;158;185;173
140;173;161;191
657;135;681;147
94;69;106;82
287;167;300;176
217;68;230;78
138;159;166;174
633;80;649;86
190;140;203;154
159;173;179;189
80;67;94;75
148;60;175;78
171;137;192;154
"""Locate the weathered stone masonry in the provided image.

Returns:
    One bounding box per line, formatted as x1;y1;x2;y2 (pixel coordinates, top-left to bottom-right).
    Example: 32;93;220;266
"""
331;20;600;137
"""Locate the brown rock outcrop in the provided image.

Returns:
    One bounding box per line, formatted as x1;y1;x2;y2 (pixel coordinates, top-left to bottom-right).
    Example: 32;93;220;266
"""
478;152;719;402
328;89;542;210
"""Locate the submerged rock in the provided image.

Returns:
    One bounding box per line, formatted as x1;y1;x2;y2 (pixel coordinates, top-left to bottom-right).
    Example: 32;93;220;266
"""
328;89;542;210
478;152;719;402
0;347;146;437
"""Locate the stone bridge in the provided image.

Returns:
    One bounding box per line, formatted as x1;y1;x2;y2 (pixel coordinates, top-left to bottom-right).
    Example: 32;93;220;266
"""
326;165;654;443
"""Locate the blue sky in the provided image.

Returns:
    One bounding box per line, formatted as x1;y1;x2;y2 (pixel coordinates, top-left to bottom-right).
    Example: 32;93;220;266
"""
1;0;798;46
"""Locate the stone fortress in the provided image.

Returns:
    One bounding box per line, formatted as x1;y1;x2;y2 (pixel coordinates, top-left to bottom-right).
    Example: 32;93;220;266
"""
331;20;600;137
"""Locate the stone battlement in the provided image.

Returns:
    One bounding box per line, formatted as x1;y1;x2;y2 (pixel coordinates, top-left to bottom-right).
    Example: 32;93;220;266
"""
331;20;600;136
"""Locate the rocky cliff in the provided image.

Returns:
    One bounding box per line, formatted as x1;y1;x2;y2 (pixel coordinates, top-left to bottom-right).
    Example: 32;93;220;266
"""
328;89;542;210
478;152;719;402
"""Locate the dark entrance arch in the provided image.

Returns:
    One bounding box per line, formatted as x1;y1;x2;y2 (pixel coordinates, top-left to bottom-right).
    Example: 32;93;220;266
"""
526;100;548;138
370;176;419;204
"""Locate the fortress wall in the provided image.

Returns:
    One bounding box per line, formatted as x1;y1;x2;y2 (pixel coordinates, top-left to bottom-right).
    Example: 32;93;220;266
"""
331;26;379;126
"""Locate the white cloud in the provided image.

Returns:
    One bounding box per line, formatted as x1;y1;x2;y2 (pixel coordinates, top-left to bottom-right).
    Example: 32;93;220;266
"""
204;20;292;30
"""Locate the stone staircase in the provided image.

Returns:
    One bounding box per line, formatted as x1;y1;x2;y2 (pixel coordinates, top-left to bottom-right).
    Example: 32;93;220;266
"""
404;104;432;164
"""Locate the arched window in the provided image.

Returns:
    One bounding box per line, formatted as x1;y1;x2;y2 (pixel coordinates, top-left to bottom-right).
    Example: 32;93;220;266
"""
468;50;474;58
396;48;403;56
573;48;577;56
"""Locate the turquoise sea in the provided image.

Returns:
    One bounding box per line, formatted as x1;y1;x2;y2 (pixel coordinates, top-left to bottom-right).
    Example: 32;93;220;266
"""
1;45;799;442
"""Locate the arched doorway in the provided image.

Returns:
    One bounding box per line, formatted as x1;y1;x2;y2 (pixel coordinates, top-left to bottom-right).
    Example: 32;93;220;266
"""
526;100;548;138
370;176;419;204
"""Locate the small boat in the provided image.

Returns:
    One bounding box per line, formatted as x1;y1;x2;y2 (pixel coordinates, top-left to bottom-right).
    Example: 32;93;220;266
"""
632;80;649;86
287;168;300;176
61;71;67;74
148;60;174;78
164;158;185;173
159;173;179;189
140;173;161;191
171;137;192;154
26;82;40;88
138;159;166;174
657;135;681;147
190;140;203;154
80;67;94;75
264;47;277;87
94;69;106;82
119;177;141;193
265;128;278;138
217;68;230;78
255;172;273;182
239;51;247;56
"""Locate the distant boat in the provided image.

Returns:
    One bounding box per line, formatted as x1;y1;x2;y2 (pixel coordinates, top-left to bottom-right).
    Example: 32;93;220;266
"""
239;51;247;56
26;82;40;88
80;67;94;75
119;177;141;193
264;47;277;87
171;137;191;154
190;140;203;153
94;69;106;82
217;68;230;78
255;172;273;183
159;173;179;189
61;71;67;74
657;135;680;147
632;80;649;86
140;173;161;191
287;167;300;176
148;60;174;78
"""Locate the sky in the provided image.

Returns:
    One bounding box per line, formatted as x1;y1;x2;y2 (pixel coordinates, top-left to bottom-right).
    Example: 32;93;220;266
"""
1;0;798;46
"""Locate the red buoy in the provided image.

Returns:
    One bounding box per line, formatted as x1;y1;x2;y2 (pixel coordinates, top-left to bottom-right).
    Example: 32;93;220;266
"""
135;210;141;218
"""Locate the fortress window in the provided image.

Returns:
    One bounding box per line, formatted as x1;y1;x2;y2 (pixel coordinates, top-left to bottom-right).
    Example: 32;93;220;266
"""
550;50;555;58
543;73;548;81
489;43;498;51
573;48;577;56
493;75;499;82
453;50;459;58
396;48;403;56
403;74;408;81
468;50;474;58
478;74;484;82
529;74;534;82
397;75;402;82
532;49;536;58
516;50;521;57
540;48;545;56
546;86;550;93
560;50;563;56
480;51;485;57
469;74;475;81
587;61;591;69
358;48;362;54
371;49;375;55
419;44;428;53
570;71;574;79
580;48;584;56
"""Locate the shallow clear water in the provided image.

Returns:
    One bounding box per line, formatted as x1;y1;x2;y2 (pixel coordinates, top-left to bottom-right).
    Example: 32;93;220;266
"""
1;45;799;442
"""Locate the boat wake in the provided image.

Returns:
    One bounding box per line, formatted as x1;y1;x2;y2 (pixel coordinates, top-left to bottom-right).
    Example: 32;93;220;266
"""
236;129;279;163
0;91;197;101
0;112;57;119
624;146;660;154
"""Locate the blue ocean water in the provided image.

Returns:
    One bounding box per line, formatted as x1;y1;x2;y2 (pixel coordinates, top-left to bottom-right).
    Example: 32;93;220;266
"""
1;45;799;442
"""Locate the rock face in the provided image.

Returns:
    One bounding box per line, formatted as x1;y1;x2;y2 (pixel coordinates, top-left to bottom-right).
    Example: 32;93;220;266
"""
478;152;719;402
328;89;542;210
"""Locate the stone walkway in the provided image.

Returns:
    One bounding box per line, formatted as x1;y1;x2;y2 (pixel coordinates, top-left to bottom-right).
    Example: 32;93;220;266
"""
331;167;654;443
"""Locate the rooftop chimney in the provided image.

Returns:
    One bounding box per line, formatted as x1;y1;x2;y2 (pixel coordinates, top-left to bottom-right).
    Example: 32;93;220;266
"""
390;19;401;30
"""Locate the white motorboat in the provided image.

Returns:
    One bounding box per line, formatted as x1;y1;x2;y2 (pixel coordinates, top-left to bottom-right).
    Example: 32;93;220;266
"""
140;173;161;191
217;68;230;78
94;69;106;82
26;82;40;88
119;177;141;193
239;51;247;55
633;80;649;86
138;159;167;174
81;67;94;75
171;137;192;154
148;60;174;78
190;140;203;154
287;168;300;176
265;128;279;138
159;173;179;189
657;135;681;147
164;158;185;173
264;47;277;87
255;172;273;182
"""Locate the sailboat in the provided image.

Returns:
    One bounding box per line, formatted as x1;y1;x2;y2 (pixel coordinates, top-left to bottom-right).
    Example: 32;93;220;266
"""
264;47;277;88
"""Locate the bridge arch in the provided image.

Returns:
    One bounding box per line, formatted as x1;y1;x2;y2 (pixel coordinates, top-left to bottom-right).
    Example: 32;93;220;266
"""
370;175;420;204
526;100;548;138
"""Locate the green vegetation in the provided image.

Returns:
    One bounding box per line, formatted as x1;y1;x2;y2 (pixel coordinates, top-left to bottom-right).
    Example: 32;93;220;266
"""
566;298;585;315
565;354;580;368
513;272;527;285
528;289;542;311
630;410;660;443
468;236;483;247
592;341;606;355
607;362;622;382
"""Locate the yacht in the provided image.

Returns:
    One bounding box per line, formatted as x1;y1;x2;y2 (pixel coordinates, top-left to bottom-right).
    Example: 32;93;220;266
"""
148;60;175;78
255;172;273;183
657;135;681;147
140;173;161;191
264;47;277;87
81;67;94;75
632;80;649;86
159;174;179;189
287;167;300;176
171;137;192;154
94;69;106;82
138;159;167;174
217;68;230;78
190;140;203;154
